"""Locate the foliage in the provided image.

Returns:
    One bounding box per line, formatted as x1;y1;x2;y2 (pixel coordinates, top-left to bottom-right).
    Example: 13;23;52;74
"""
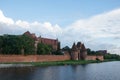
104;53;120;60
52;50;63;55
57;42;61;50
62;46;70;51
37;43;52;55
2;35;22;54
21;34;35;55
0;34;35;55
0;34;58;55
0;36;3;53
87;48;103;55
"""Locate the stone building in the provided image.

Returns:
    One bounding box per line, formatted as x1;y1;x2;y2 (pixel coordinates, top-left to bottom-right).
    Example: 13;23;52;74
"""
24;31;60;52
71;42;87;60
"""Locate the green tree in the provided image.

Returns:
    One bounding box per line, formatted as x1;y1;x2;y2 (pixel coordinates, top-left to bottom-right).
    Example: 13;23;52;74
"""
20;34;35;55
37;43;52;55
104;53;120;60
0;36;3;53
2;35;22;54
1;34;35;55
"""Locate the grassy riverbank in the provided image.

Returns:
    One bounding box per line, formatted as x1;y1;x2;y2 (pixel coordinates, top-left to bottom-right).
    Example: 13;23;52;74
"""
0;60;103;66
0;59;118;67
31;60;102;66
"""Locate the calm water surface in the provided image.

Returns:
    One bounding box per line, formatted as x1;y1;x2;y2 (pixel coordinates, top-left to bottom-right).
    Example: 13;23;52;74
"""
0;61;120;80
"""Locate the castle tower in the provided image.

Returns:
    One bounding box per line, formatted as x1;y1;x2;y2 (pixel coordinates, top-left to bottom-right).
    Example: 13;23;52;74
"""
80;43;87;60
77;42;82;60
71;42;79;60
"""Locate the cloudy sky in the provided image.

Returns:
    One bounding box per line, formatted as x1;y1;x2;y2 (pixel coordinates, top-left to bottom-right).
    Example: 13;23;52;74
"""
0;0;120;54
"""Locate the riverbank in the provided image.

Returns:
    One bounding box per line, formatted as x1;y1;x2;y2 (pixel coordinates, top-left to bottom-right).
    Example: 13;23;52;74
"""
31;60;102;66
0;59;119;67
0;60;106;67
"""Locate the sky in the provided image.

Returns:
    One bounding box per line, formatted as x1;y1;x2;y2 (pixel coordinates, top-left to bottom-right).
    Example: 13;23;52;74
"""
0;0;120;54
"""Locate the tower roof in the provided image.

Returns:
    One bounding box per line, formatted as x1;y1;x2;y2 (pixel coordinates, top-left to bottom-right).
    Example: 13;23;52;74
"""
81;43;86;51
72;42;78;51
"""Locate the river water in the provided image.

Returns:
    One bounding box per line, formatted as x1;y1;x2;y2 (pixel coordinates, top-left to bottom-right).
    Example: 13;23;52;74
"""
0;61;120;80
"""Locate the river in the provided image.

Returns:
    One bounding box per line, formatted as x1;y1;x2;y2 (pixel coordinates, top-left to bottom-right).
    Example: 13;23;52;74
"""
0;61;120;80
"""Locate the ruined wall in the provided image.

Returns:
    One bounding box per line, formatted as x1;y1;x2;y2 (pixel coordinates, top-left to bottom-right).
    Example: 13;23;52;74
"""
86;55;104;61
0;55;71;63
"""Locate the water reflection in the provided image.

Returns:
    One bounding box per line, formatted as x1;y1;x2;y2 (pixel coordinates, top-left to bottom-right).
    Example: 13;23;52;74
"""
0;67;34;80
0;61;120;80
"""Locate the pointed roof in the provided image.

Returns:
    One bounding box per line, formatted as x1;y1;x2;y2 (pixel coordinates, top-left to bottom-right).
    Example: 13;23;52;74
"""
72;42;78;51
81;43;86;51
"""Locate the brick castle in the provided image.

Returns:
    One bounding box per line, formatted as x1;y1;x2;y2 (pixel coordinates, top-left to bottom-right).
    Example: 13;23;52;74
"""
0;31;103;62
23;31;103;61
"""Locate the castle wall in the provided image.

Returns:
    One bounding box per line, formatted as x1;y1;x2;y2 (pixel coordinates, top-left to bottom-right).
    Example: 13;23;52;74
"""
86;55;104;61
0;55;71;62
0;54;104;63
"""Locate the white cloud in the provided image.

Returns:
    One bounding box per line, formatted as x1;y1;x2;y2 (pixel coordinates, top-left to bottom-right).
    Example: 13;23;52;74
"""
0;10;14;24
16;20;30;28
61;8;120;54
0;9;120;54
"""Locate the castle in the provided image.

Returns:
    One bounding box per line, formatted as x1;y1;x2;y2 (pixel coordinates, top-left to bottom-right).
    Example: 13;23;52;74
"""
71;42;87;60
24;31;59;51
23;31;103;61
0;31;104;62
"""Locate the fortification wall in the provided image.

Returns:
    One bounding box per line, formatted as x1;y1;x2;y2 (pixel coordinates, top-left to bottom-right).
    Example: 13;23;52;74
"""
0;54;104;63
86;55;104;61
0;55;71;63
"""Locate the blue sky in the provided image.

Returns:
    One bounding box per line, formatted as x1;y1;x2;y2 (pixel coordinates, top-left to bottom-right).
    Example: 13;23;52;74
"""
0;0;120;26
0;0;120;54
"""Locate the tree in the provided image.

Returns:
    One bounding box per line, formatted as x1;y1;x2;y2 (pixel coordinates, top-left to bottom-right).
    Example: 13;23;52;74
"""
87;48;91;55
57;42;61;50
104;53;120;60
2;35;22;54
62;46;70;51
0;36;3;53
20;34;35;55
37;43;52;55
1;34;35;55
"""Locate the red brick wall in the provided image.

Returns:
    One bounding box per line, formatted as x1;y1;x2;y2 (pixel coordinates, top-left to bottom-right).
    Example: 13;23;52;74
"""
40;38;58;50
86;55;104;61
0;55;71;63
0;55;104;63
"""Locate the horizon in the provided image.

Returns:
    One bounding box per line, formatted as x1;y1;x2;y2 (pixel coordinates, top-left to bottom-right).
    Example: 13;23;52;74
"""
0;0;120;54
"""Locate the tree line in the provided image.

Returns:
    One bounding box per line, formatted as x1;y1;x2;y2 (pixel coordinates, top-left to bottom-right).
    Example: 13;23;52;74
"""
87;48;120;60
0;34;53;55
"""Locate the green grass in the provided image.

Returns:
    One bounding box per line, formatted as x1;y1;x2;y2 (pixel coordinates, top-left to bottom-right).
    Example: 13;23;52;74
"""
0;59;118;67
0;60;101;66
31;60;101;66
